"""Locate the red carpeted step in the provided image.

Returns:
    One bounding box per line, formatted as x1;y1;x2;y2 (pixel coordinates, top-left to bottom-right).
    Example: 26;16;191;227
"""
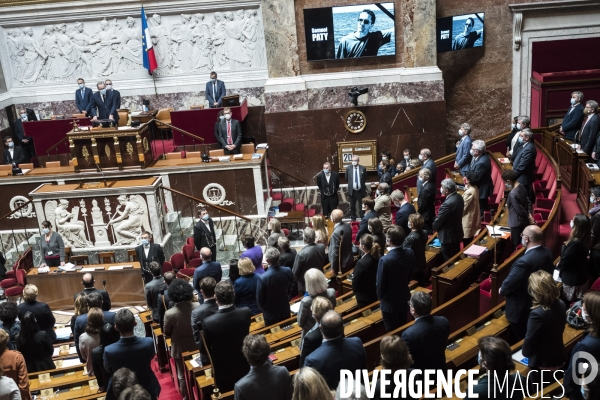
150;358;183;400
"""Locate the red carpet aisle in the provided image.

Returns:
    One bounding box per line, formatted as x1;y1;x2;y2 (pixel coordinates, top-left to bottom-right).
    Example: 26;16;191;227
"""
558;187;581;242
151;358;183;400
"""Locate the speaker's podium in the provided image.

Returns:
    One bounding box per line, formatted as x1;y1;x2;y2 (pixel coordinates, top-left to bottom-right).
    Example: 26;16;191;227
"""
67;122;153;171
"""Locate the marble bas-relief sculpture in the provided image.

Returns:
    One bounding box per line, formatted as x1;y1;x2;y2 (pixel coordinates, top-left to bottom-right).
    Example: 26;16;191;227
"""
4;9;267;86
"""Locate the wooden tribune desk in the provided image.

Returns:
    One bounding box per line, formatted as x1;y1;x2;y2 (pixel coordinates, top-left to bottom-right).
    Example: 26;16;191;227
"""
67;123;153;171
27;262;145;310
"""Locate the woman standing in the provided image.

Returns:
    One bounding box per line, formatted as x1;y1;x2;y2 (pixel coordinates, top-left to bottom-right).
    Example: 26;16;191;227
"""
462;172;480;247
502;170;529;251
352;235;380;308
78;308;104;376
267;218;285;248
403;214;428;286
291;367;332;400
368;218;386;255
374;183;392;233
39;221;65;267
240;235;264;274
0;303;20;351
558;214;592;302
297;269;336;338
0;330;30;400
17;284;56;343
16;312;55;373
233;258;261;315
71;294;88;334
311;215;329;251
522;271;566;387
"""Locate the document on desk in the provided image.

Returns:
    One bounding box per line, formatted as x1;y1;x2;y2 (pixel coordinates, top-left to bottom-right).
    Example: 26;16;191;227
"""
108;265;133;270
512;349;529;366
290;302;302;314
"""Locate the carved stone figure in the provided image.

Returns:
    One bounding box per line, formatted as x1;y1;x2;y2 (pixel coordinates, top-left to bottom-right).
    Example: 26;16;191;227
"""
69;22;99;77
171;14;196;73
7;29;25;83
192;13;212;71
242;9;266;68
120;17;143;72
108;195;151;245
21;27;47;84
55;24;79;81
149;13;171;75
225;11;251;70
211;12;228;70
44;199;93;248
94;19;121;76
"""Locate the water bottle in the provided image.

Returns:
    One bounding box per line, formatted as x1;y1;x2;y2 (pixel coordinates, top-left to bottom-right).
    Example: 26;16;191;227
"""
275;206;279;215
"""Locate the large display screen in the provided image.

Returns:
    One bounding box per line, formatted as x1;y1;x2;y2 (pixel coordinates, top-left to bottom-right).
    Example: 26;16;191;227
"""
436;13;485;53
304;3;396;61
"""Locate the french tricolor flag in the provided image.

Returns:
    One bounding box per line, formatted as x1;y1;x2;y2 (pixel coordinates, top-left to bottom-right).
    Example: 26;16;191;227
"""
141;6;158;75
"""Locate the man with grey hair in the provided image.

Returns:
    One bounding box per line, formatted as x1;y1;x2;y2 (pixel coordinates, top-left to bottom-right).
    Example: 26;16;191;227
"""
468;139;493;216
391;189;415;236
277;236;297;269
454;122;473;176
345;155;367;221
292;227;326;295
316;161;340;218
560;91;585;141
511;128;537;208
257;247;294;326
578;100;600;162
417;168;436;234
509;116;531;158
417;148;436;194
433;178;464;261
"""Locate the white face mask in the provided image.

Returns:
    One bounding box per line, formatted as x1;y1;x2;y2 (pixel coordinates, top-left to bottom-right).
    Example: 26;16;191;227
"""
591;195;596;204
516;123;522;130
582;308;591;323
418;154;423;161
408;222;413;229
570;220;574;229
418;176;424;182
458;129;463;136
511;123;516;130
521;237;527;248
224;114;232;120
440;187;445;195
381;156;387;161
469;149;474;157
404;155;410;160
571;98;577;105
352;161;357;166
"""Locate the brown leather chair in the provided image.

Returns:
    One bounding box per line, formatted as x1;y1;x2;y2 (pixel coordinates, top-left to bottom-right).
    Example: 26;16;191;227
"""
64;247;72;263
45;161;61;168
186;151;201;158
127;249;138;262
241;144;254;154
117;109;129;127
156;108;174;139
190;105;205;110
166;152;182;160
70;255;89;265
209;149;224;157
72;113;86;119
98;251;115;264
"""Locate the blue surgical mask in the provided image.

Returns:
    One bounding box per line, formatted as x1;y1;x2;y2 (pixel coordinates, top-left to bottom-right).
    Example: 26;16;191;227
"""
478;352;484;367
418;176;424;182
511;123;516;130
224;114;232;120
202;214;209;221
518;136;524;143
20;113;27;121
105;84;113;90
79;84;85;89
418;154;423;161
100;89;107;95
469;149;474;157
141;239;149;246
323;169;330;174
381;156;387;161
42;228;50;234
516;123;522;130
210;78;216;83
505;183;513;190
219;115;225;120
571;98;576;105
591;195;596;204
8;142;14;148
404;155;409;160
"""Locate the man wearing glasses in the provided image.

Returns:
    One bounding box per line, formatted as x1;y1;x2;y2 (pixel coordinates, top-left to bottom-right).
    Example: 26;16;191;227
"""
336;9;394;58
452;17;483;50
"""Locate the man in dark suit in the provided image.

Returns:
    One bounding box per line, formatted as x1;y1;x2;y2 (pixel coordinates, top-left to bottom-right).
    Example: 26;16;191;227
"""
560;91;585;141
206;71;226;108
377;226;415;332
328;209;353;275
304;311;367;389
402;292;450;372
299;296;333;366
417;148;436;194
468;139;493;216
511;128;537;207
104;309;161;400
18;284;56;342
355;197;378;242
257;248;294;326
105;79;121;109
345;155;367;221
580;101;600;162
454;123;473;176
292;228;326;295
145;262;167;322
509;116;531;159
191;277;218;365
74;292;116;362
74;272;112;312
277;236;296;269
12;109;35;161
433;179;465;261
499;225;554;340
75;78;93;115
90;82;119;123
157;271;175;329
391;190;416;236
417;168;436;234
235;334;292;400
194;208;217;261
193;248;222;303
316;162;340;218
3;136;27;166
215;107;242;154
135;231;165;284
202;280;252;393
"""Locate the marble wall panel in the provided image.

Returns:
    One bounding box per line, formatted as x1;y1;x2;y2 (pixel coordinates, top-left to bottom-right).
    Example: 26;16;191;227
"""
264;90;308;113
0;107;8;130
262;0;300;78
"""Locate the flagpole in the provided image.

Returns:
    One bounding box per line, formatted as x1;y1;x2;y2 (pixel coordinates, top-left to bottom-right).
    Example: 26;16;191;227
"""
152;72;158;98
141;0;159;98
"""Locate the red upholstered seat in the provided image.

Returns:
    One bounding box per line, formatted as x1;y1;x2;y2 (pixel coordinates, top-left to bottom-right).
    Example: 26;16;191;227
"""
186;237;195;246
294;203;305;211
480;277;492;315
162;261;173;274
0;278;17;289
170;253;185;270
282;228;290;237
187;258;202;268
182;244;195;263
305;208;316;218
278;202;293;212
4;270;26;298
178;268;196;277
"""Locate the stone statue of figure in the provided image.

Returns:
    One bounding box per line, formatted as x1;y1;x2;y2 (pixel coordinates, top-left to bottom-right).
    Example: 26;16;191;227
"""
69;22;99;77
191;13;212;71
40;25;61;82
44;199;92;248
120;17;143;71
149;13;171;75
211;12;227;70
21;26;47;84
242;9;266;68
171;14;196;73
54;24;79;81
108;195;151;245
7;29;25;83
224;11;251;70
94;19;120;76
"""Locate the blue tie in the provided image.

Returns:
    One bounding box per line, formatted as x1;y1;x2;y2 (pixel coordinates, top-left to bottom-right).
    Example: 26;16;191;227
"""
354;167;359;190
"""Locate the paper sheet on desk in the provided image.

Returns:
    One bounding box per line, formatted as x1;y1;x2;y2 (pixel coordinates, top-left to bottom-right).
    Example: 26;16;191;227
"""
486;226;511;239
53;347;60;357
290;302;301;314
553;269;562;282
55;327;72;340
512;349;529;366
60;358;83;368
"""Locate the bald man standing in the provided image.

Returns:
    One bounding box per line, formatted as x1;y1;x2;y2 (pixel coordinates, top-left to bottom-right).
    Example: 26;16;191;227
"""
328;209;353;275
193;248;222;303
74;273;111;311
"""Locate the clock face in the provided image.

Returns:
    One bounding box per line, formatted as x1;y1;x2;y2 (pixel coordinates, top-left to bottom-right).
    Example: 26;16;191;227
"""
344;110;367;134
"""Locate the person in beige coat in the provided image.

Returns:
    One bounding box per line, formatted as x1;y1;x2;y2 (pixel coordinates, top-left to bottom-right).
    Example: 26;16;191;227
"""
374;182;392;233
462;172;480;247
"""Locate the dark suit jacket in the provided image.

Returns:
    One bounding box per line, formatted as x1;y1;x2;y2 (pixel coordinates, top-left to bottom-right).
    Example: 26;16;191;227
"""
12;120;34;149
278;248;297;269
345;164;367;197
135;244;165;283
456;135;473;176
352;254;379;308
395;202;416;236
401;315;450;371
257;265;294;325
433;192;464;244
299;324;322;367
0;252;5;281
417;181;436;227
193;261;222;299
109;89;121;109
468;154;493;200
507;184;529;228
292;243;326;293
522;299;566;369
499;246;554;326
562;103;585;141
418;158;438;194
356;210;378;242
202;306;252;392
17;331;55;373
164;301;200;358
512;142;537;185
205;80;226;107
104;336;160;400
17;300;56;342
194;218;217;251
75;311;116;362
304;337;367;389
564;334;600;400
316;171;339;198
74;288;112;312
75;87;93;114
377;247;415;313
577;114;600;155
234;362;292;400
3;146;27;165
157;290;173;329
191;298;218;360
558;239;589;286
90;90;119;122
145;276;167;321
329;222;354;274
215;119;242;153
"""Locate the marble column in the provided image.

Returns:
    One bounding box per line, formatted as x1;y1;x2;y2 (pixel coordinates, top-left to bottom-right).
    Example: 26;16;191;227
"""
261;0;300;78
403;0;437;68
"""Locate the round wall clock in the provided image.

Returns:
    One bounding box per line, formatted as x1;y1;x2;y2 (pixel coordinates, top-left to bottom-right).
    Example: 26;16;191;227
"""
344;110;367;134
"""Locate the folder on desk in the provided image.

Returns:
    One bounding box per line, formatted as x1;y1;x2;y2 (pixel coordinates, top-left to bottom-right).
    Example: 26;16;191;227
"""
498;158;511;164
464;245;487;258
